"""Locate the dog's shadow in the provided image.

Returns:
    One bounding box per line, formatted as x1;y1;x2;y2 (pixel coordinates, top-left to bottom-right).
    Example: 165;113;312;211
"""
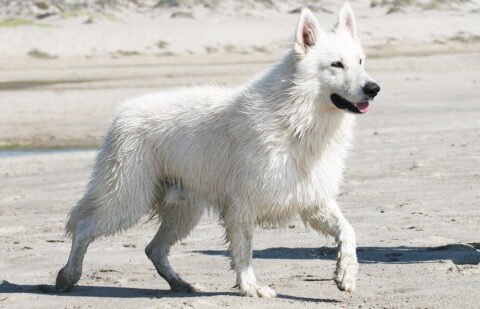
0;281;338;303
2;244;478;301
197;243;480;265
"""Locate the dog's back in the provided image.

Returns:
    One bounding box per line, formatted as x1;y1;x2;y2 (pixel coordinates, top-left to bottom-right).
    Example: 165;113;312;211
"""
66;85;234;235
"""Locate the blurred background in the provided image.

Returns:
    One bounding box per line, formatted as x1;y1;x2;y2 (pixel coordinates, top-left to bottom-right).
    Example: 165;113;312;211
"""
0;1;479;308
0;0;479;148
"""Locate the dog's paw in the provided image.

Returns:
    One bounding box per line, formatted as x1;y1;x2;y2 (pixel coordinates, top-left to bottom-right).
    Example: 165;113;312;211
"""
170;279;202;293
190;282;205;292
256;285;276;298
240;284;276;298
334;257;358;292
55;267;78;292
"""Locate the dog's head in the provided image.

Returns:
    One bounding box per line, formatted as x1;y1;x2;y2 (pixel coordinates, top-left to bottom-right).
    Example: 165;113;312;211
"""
293;3;380;114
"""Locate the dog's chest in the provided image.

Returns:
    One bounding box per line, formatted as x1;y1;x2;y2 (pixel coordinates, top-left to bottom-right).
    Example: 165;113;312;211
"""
256;140;348;212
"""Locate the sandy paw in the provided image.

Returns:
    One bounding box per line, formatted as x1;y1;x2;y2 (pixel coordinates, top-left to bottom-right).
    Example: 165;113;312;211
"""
241;284;276;298
256;285;276;298
334;258;358;292
190;282;205;292
171;280;203;293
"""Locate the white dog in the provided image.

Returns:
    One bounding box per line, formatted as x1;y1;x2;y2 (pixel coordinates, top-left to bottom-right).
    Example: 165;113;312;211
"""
56;3;380;298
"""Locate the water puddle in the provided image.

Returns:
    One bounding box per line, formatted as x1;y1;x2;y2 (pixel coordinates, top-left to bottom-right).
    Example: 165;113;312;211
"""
0;148;95;158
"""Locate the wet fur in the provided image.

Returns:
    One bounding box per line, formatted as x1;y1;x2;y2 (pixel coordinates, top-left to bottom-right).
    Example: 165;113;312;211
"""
56;4;377;297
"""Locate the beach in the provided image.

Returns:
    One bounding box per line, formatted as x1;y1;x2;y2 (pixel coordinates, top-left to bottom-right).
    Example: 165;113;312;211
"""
1;1;479;308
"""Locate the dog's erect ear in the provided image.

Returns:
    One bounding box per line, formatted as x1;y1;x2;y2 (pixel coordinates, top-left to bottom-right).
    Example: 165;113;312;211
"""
294;8;321;56
336;3;357;39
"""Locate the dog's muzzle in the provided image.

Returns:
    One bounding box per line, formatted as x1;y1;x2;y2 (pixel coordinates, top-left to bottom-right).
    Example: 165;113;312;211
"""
330;94;370;114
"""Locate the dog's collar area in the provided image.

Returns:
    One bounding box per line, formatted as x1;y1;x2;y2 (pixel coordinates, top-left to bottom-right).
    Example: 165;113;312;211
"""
330;94;369;114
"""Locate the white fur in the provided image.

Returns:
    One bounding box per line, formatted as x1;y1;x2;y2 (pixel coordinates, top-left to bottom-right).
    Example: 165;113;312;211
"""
56;4;378;297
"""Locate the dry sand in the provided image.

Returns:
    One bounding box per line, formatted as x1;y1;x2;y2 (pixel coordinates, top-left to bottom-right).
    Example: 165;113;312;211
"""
1;1;480;308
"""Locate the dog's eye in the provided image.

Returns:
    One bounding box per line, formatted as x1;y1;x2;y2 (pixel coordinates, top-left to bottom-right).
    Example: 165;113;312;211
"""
359;59;363;65
331;61;344;69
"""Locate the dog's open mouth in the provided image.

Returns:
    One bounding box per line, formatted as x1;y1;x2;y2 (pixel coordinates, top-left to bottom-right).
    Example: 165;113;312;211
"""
330;94;370;114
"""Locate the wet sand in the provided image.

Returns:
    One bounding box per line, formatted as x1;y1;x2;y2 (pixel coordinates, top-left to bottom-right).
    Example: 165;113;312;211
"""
0;51;479;308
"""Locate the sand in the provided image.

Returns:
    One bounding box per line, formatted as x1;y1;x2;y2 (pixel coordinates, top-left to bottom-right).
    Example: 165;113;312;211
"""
1;1;480;308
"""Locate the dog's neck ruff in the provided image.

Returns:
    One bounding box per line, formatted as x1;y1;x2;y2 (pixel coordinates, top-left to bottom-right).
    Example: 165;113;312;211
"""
236;52;355;165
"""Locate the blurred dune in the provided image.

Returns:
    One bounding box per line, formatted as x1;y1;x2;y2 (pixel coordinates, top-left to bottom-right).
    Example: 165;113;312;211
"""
0;0;478;59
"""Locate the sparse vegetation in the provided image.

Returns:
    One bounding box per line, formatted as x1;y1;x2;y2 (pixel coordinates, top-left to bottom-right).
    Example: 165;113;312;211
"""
102;13;119;21
371;0;472;11
27;49;57;59
0;143;22;151
156;40;170;49
0;18;39;27
60;10;83;19
170;11;194;19
0;0;360;19
205;46;219;54
386;7;405;14
450;31;480;43
155;51;175;56
115;50;142;56
252;45;269;53
155;0;181;7
223;44;248;54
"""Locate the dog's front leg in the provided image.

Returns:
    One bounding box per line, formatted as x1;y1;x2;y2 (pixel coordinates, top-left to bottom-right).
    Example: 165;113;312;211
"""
301;198;358;292
223;207;276;298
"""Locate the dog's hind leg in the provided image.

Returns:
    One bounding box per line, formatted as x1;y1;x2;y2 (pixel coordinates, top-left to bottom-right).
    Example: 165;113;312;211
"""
56;133;159;291
145;195;204;293
222;204;276;298
301;198;358;292
55;216;95;292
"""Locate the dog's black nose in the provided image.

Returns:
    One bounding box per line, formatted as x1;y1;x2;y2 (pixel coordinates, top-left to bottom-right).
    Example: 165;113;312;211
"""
363;81;380;98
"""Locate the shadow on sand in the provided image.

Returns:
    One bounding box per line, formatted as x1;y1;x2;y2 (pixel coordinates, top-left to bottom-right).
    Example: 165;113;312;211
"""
196;244;480;265
0;281;338;303
2;244;478;301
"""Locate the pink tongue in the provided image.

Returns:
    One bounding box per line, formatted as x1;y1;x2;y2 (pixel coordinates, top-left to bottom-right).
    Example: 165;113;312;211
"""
356;102;369;113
